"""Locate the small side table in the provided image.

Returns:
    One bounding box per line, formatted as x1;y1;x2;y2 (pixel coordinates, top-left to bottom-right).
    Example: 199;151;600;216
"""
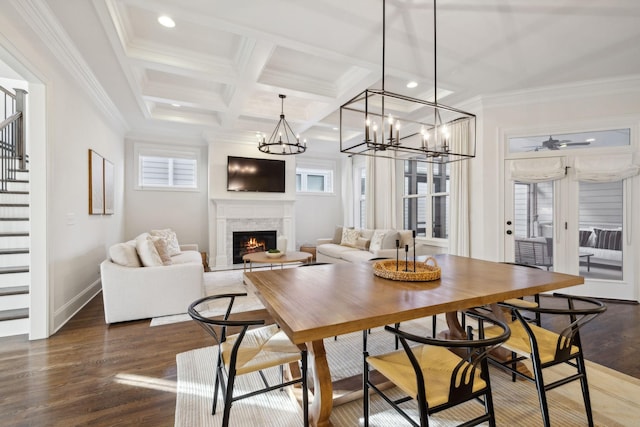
579;252;593;272
299;245;317;262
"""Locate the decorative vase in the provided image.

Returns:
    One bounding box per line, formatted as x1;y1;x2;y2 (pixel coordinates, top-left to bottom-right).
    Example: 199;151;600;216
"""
277;234;287;254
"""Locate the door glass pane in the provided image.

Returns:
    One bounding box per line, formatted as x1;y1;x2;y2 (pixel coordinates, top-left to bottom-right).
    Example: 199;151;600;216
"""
513;181;554;270
578;181;623;280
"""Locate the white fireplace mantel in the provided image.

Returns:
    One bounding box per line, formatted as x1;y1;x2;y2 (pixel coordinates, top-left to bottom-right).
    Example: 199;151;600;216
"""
209;199;295;267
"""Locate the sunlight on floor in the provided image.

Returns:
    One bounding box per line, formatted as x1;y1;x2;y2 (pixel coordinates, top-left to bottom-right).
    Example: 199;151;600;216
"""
114;373;177;393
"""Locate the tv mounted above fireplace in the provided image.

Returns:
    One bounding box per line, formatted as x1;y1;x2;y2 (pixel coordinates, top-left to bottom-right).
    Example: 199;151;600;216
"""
227;156;286;193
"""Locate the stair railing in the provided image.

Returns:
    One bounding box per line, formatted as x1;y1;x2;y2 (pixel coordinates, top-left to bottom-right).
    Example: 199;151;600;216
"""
0;87;28;192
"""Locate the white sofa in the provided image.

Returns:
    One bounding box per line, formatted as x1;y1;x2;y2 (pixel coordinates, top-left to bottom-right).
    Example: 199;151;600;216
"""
316;226;439;264
100;231;204;324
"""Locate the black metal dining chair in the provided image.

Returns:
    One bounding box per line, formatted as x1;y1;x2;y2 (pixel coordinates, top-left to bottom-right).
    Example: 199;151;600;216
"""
363;311;511;426
484;293;606;427
188;293;309;427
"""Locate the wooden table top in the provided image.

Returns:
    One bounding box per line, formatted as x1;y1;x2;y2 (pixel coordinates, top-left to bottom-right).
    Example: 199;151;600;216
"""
243;254;584;344
242;250;312;264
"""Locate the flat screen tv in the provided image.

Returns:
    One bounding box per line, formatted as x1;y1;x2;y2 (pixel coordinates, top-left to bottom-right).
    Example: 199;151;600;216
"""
227;156;286;193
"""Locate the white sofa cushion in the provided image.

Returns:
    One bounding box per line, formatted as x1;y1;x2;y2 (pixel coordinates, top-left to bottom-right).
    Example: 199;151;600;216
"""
150;228;181;256
109;242;141;267
317;243;359;258
341;249;377;263
171;250;203;264
136;235;164;267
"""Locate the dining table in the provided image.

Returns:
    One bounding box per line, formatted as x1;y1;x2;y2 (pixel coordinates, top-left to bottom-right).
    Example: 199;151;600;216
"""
243;254;585;427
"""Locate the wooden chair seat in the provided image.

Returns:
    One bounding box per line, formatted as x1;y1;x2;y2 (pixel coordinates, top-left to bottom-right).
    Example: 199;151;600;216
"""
222;324;302;375
367;344;487;407
484;319;579;364
363;311;511;427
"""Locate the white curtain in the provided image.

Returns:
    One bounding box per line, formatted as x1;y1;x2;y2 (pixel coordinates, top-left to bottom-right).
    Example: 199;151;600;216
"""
373;155;397;229
448;120;470;256
510;157;566;183
365;155;376;229
574;154;639;182
341;156;354;226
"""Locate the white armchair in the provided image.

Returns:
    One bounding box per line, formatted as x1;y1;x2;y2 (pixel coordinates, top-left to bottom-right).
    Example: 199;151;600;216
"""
100;243;204;324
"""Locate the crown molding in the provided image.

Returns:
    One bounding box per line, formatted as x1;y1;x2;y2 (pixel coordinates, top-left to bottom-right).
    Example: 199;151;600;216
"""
480;75;640;109
11;0;128;132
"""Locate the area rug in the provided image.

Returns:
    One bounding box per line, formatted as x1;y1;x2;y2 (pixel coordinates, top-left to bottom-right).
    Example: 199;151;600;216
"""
175;318;640;426
150;269;265;327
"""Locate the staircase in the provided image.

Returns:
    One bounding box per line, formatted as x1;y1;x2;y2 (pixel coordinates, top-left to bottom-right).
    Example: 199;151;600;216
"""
0;86;29;337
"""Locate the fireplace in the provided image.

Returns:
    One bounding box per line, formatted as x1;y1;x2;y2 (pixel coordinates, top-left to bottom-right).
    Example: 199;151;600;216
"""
232;230;277;264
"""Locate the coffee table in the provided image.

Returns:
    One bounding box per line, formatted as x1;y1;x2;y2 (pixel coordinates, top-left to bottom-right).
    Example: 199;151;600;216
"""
242;250;313;271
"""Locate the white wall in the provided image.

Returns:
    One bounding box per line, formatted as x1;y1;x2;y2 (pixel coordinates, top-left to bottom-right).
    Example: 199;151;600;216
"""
0;4;127;336
124;138;209;251
294;157;343;247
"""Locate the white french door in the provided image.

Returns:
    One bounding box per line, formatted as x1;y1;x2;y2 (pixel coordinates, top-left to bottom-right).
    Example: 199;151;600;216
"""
504;157;636;300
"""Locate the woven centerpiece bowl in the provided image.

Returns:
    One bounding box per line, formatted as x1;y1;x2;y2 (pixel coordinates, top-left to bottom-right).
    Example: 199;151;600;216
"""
265;251;284;258
373;256;441;282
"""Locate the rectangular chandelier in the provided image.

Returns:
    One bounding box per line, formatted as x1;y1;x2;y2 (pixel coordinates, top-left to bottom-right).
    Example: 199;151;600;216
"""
339;89;476;163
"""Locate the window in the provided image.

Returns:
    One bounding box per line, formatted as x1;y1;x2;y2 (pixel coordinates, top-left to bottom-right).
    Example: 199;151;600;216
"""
135;144;199;190
509;128;630;154
296;167;334;193
403;160;449;239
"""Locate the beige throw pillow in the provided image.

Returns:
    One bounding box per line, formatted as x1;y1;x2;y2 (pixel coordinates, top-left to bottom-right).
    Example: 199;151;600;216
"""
151;236;173;265
109;243;141;267
150;228;181;256
340;228;360;247
136;235;164;267
355;237;371;251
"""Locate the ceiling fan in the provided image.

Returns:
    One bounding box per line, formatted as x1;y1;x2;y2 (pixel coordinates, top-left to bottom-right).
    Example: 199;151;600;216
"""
532;136;591;151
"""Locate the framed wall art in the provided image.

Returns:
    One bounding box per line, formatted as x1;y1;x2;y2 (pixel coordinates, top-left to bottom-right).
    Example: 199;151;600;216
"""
103;159;114;215
88;149;104;215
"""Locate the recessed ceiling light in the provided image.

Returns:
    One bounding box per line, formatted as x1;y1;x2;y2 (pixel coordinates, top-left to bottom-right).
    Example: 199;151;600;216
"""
171;103;181;107
158;15;175;28
406;81;418;89
586;138;596;142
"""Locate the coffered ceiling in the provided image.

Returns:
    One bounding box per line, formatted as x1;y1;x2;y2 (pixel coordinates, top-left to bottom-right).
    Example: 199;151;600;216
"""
42;0;640;155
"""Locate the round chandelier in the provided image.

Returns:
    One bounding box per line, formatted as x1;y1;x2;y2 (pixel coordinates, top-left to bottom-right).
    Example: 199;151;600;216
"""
257;94;307;155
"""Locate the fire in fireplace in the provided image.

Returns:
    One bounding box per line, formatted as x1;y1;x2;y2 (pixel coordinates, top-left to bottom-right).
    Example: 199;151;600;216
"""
232;230;277;264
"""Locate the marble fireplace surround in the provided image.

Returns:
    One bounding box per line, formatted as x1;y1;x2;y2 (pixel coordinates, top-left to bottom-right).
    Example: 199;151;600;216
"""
211;199;295;267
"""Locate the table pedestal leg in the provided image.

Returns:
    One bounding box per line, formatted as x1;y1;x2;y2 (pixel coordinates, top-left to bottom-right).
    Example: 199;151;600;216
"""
307;339;333;427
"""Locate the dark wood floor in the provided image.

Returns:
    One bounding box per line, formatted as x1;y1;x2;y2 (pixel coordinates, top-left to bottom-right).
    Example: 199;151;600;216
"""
0;293;638;426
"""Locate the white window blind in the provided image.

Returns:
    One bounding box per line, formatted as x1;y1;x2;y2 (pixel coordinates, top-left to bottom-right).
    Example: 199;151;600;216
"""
574;154;640;182
510;157;566;183
139;155;197;189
